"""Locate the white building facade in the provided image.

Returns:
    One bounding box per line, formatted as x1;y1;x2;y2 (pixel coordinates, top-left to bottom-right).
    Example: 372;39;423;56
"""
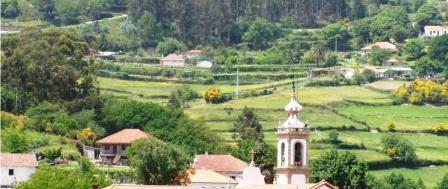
276;83;309;185
1;153;38;188
423;25;448;38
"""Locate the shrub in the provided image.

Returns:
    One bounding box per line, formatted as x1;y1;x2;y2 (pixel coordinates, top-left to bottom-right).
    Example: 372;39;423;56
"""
42;147;62;161
381;135;417;163
328;130;340;144
386;120;396;132
203;87;224;104
431;123;448;135
394;80;448;105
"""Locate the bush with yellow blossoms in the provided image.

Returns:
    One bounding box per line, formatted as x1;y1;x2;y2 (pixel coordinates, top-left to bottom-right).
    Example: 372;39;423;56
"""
394;80;448;105
203;87;224;104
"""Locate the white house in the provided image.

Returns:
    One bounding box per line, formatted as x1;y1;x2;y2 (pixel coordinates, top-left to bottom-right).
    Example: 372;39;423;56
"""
1;153;38;188
422;25;448;38
160;54;185;67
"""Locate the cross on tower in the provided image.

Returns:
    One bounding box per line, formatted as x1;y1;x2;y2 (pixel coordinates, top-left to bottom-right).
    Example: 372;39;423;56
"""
249;149;256;167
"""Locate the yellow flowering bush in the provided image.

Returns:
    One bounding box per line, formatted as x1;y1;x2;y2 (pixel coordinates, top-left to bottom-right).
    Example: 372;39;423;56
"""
431;123;448;134
394;80;448;105
1;111;28;129
203;87;224;104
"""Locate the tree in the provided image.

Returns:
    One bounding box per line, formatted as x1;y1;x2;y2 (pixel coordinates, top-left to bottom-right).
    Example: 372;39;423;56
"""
16;164;110;189
381;134;417;163
322;21;352;51
137;11;163;47
1;128;30;153
384;173;421;189
438;172;448;189
2;0;21;18
402;38;425;61
428;35;448;63
168;86;199;108
243;18;283;50
310;150;368;188
156;38;187;55
125;139;191;185
369;6;414;42
232;107;275;183
85;0;111;21
328;130;340;144
350;0;367;20
36;0;56;23
1;28;97;113
367;48;394;65
234;106;263;141
54;0;84;25
415;3;442;32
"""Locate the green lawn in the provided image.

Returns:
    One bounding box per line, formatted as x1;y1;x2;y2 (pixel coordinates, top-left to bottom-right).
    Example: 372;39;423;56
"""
335;105;448;131
370;165;448;188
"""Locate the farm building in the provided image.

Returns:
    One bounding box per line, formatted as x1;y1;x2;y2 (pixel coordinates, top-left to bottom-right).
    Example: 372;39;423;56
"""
96;129;152;165
360;42;398;56
1;153;38;188
160;54;185;67
422;25;448;38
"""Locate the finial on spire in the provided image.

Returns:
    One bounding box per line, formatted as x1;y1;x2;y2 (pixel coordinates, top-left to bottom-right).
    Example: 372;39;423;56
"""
292;81;296;91
249;149;256;167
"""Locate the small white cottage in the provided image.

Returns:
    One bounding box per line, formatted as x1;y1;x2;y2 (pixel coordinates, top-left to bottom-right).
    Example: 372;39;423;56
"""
1;153;38;188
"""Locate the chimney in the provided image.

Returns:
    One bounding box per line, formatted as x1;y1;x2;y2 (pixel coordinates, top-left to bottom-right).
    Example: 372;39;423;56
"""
205;151;208;155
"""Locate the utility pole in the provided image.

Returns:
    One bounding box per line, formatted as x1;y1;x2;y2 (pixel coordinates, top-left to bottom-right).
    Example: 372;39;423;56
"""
236;67;239;100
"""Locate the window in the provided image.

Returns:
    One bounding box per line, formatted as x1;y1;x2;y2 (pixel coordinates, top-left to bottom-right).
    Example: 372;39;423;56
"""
9;169;14;176
121;145;126;150
280;143;285;166
294;143;302;166
104;145;110;150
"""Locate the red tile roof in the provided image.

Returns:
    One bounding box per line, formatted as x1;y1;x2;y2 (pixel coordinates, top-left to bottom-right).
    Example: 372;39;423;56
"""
361;42;397;51
424;25;448;31
96;129;151;145
104;184;189;189
193;155;248;173
161;54;185;61
1;153;38;167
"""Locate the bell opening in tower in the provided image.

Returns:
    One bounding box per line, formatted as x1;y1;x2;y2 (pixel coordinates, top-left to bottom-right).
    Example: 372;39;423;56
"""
294;142;302;167
281;143;285;167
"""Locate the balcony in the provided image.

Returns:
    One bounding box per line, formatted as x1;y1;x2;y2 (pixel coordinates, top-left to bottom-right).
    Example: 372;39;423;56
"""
277;127;309;134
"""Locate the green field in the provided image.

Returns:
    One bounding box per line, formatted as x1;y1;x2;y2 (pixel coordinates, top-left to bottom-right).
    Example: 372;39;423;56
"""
97;77;448;186
370;165;448;188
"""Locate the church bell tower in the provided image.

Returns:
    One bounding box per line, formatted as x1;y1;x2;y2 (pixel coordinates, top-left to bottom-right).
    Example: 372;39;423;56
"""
276;82;309;185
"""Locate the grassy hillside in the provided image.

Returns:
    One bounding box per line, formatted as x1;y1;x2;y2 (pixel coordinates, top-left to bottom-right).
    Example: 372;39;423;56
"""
97;77;448;186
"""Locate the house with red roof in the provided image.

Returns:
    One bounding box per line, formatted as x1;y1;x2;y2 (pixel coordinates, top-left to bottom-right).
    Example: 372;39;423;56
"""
192;154;248;182
160;54;185;67
96;129;151;164
1;153;38;188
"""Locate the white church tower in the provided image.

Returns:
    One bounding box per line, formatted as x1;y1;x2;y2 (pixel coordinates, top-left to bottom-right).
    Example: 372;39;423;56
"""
276;82;309;185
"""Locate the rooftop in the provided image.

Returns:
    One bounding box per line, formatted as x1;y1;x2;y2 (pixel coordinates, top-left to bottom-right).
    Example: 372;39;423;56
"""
424;25;448;30
1;153;38;167
103;184;188;189
193;154;248;173
190;169;237;184
96;129;151;145
361;42;398;51
161;54;185;61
